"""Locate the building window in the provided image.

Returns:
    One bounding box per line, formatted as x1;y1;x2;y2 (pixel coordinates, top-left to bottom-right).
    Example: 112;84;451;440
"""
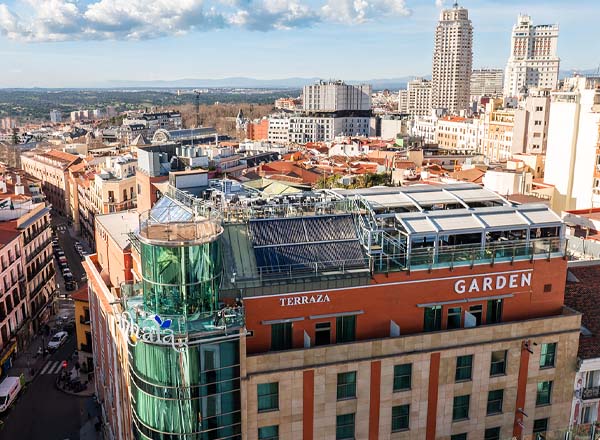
455;355;473;382
543;284;552;293
536;380;553;406
452;395;470;421
539;343;556;369
257;382;279;412
336;315;356;343
451;434;467;440
315;322;331;346
393;364;412;391
484;427;501;440
490;350;507;376
447;307;462;329
533;418;548;439
469;305;482;326
271;322;292;351
258;425;279;440
391;405;410;432
487;299;503;324
337;372;357;400
424;306;442;332
336;413;355;440
487;389;504;415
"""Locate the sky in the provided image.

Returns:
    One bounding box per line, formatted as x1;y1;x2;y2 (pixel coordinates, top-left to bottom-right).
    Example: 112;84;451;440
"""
0;0;598;88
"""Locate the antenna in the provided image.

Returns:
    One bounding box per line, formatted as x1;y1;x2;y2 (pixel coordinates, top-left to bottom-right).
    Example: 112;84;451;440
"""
193;89;202;128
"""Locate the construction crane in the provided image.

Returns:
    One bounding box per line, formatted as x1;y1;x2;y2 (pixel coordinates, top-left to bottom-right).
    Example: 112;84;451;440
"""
193;89;202;128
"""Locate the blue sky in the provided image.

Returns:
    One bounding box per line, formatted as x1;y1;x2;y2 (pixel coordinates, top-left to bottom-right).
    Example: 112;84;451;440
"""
0;0;597;87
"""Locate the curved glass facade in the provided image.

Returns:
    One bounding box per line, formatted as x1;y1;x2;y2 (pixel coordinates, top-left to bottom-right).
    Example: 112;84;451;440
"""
140;240;222;318
130;340;241;440
128;209;242;440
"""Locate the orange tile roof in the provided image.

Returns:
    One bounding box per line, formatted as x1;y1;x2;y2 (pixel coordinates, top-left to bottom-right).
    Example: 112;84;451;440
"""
71;284;89;302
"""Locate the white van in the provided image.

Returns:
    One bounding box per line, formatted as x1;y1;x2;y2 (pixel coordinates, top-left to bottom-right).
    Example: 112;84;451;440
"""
0;376;21;412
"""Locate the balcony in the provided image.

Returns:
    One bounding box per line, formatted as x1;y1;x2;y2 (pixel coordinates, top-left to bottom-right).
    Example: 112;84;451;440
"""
25;238;52;264
582;386;600;400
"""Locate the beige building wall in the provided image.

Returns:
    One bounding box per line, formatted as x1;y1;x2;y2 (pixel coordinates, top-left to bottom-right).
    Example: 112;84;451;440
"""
244;309;580;440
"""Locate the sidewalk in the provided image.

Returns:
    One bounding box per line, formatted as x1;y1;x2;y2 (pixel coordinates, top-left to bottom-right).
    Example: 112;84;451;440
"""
55;356;95;397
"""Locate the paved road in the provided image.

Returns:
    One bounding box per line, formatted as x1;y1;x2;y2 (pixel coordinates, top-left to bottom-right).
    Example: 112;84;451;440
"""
0;336;88;440
52;215;86;290
0;211;95;439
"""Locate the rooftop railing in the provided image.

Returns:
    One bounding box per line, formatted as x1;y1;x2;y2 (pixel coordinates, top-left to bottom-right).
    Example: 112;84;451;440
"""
119;282;244;338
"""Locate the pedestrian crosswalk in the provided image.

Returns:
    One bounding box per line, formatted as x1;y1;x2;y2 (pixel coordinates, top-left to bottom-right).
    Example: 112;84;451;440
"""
40;360;64;375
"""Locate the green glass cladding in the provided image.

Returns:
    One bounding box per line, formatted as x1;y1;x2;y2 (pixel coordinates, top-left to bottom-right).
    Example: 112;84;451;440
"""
129;211;242;439
140;239;222;317
131;340;241;440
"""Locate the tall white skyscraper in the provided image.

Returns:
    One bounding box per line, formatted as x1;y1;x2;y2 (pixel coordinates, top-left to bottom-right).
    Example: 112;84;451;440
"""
503;15;560;97
431;2;473;115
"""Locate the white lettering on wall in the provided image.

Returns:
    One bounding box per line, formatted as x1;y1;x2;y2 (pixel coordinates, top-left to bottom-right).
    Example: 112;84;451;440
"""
279;294;331;306
454;273;532;294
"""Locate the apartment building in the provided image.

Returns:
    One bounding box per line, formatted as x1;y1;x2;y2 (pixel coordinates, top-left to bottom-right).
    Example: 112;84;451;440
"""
470;69;504;101
21;149;81;218
0;228;26;370
303;81;371;113
563;264;600;434
405;78;433;117
504;15;560;97
435;116;482;154
0;170;56;374
544;76;600;213
123;111;182;137
85;182;578;440
515;89;552;155
72;286;93;373
432;3;473;114
90;155;137;215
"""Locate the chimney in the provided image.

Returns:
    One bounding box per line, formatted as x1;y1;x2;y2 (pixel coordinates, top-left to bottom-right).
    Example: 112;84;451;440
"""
14;175;24;195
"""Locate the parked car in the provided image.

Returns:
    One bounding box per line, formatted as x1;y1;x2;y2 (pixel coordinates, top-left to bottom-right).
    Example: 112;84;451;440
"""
47;331;68;351
55;250;65;258
62;269;72;278
65;280;77;291
64;273;74;282
58;256;67;264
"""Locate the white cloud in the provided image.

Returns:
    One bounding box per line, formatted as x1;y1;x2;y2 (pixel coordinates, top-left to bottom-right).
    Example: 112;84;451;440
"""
0;0;412;42
322;0;410;24
435;0;445;7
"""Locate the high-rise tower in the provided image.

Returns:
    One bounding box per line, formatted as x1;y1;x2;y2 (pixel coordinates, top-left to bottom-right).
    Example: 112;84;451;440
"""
503;15;560;97
431;2;473;114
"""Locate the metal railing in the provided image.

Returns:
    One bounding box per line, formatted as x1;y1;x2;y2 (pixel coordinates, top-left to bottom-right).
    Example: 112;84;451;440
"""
582;386;600;400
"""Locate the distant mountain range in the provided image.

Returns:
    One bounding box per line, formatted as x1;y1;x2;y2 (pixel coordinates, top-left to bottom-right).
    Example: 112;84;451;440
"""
103;68;600;90
103;76;430;90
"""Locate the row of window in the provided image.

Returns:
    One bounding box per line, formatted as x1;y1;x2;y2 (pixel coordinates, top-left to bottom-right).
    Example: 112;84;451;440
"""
257;344;557;416
258;407;552;439
270;315;356;351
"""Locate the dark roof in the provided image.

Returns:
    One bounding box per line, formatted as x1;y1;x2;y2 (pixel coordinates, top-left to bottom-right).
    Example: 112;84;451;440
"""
564;264;600;359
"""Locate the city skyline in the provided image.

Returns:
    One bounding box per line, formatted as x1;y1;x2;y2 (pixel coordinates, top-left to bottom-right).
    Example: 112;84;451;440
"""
0;0;598;88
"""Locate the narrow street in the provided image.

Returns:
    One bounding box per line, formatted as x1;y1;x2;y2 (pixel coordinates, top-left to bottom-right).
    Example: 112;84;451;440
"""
0;337;88;440
0;211;96;439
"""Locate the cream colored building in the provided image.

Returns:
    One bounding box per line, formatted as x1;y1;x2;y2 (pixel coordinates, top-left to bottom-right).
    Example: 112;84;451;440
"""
504;15;560;97
432;3;473;114
406;78;433;117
